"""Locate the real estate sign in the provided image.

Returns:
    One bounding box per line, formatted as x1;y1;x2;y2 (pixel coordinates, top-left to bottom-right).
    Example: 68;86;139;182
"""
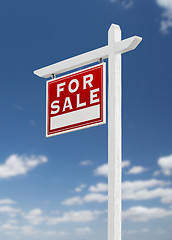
46;63;106;137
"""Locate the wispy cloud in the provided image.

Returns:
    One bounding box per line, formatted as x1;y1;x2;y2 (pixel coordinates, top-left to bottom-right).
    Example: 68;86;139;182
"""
67;178;172;205
44;231;68;237
17;225;37;236
123;179;172;203
127;166;147;174
83;193;108;203
94;163;108;177
123;179;170;192
141;228;150;233
0;199;16;205
24;209;45;225
62;197;83;206
0;154;48;179
158;154;172;176
156;0;172;33
109;0;134;9
89;183;108;192
0;206;21;217
62;193;108;205
153;170;161;176
80;160;93;166
109;0;172;33
122;160;131;168
44;231;58;237
122;0;134;8
47;210;103;225
0;223;19;231
123;206;172;221
75;184;87;192
75;227;91;235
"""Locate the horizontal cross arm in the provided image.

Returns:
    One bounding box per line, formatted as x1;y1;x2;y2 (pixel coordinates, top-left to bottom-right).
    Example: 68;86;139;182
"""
115;36;142;54
34;36;142;79
34;45;108;78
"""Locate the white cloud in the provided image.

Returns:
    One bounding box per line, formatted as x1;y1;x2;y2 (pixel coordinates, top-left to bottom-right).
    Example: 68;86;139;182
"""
62;197;83;206
87;179;172;203
44;231;68;237
123;206;172;221
20;225;37;235
156;0;172;11
89;183;108;192
153;170;161;176
124;187;172;203
47;210;102;225
0;154;48;179
94;164;108;177
24;209;45;225
122;160;131;168
110;0;172;32
158;154;172;176
110;0;134;9
161;189;172;203
156;0;172;33
83;193;108;203
94;161;130;177
127;166;147;174
7;219;18;225
58;231;68;237
62;192;108;205
75;227;91;235
0;223;19;231
122;0;134;8
0;219;19;233
122;179;169;192
44;231;58;236
75;184;86;192
141;228;150;233
0;206;21;217
126;229;137;234
80;160;93;166
122;179;172;203
0;224;38;236
0;199;16;205
82;179;172;204
156;229;166;235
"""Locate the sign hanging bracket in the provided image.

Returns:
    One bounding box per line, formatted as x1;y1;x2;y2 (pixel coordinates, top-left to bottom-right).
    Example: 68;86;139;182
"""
51;74;56;79
99;58;104;63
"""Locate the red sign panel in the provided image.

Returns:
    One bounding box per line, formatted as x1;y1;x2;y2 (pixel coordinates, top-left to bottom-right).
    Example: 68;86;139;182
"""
46;63;106;137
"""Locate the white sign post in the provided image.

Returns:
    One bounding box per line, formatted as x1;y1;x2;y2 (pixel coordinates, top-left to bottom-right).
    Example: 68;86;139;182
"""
34;24;142;240
108;24;123;240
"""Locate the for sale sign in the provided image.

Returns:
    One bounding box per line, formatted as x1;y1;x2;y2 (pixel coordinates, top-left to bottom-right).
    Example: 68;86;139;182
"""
46;63;106;137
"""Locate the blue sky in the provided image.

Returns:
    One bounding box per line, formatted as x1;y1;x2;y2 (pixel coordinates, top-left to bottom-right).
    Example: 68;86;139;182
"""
0;0;172;239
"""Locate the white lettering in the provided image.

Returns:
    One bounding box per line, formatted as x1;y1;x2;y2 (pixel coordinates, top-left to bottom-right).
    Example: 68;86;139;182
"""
51;100;60;114
68;79;79;93
83;74;93;89
63;97;73;112
77;94;86;108
57;82;66;97
90;88;100;104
